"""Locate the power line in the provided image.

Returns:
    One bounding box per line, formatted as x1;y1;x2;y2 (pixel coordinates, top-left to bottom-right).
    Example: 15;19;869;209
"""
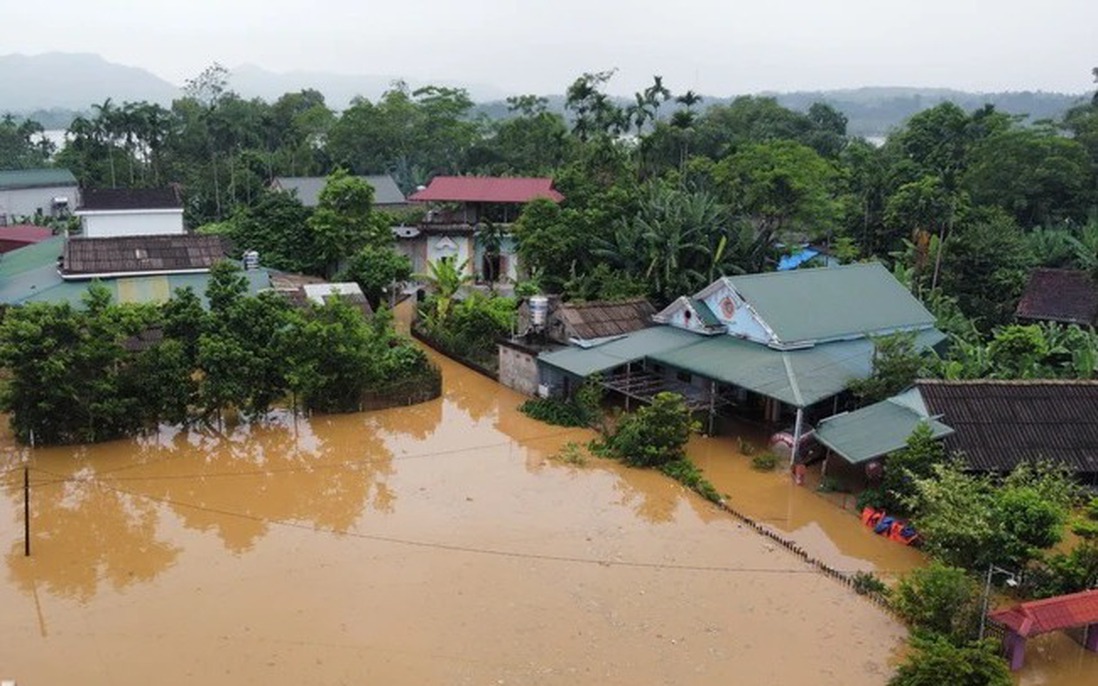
25;429;580;485
92;480;896;576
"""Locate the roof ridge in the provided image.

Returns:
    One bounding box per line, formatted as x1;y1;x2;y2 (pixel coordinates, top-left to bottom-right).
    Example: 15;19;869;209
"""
728;261;881;283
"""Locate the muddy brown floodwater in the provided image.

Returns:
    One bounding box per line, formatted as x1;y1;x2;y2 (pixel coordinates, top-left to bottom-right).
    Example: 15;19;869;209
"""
0;326;1092;685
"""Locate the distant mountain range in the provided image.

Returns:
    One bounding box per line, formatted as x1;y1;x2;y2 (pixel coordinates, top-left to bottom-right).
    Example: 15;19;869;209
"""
2;52;1091;137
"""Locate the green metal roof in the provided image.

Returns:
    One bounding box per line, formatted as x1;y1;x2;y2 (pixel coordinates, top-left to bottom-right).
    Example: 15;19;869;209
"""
727;262;936;345
538;326;698;377
539;322;944;408
690;298;722;327
815;390;954;464
0;168;77;190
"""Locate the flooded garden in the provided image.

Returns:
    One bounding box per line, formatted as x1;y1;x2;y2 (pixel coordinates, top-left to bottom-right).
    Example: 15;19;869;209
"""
1;347;1096;684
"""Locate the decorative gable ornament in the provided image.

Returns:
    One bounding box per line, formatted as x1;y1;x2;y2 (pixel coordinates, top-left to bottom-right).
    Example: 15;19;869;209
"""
435;236;458;252
719;295;736;319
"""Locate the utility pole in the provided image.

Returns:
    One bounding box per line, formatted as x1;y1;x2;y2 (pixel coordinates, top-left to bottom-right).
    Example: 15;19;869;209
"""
23;464;30;557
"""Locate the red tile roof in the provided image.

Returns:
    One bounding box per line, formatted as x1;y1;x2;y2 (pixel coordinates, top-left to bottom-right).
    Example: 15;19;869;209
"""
0;224;54;243
988;589;1098;637
408;176;564;204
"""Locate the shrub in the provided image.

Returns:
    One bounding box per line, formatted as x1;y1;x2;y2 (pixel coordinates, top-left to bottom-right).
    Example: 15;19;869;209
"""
519;397;588;427
889;635;1011;686
606;392;698;468
661;459;722;504
891;563;982;644
751;452;779;471
856;487;886;511
851;571;889;597
737;436;757;456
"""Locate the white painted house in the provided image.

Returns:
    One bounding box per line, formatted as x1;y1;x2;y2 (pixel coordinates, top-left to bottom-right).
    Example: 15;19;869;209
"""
76;187;184;238
0;168;78;225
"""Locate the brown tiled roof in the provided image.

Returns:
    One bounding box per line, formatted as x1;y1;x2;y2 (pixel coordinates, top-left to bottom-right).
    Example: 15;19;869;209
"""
1015;268;1098;325
917;379;1098;475
63;235;228;276
557;298;656;341
989;589;1098;638
79;187;182;211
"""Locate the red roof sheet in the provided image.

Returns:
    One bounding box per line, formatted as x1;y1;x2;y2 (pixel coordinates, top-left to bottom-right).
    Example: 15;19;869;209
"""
988;589;1098;637
0;224;54;243
408;176;564;204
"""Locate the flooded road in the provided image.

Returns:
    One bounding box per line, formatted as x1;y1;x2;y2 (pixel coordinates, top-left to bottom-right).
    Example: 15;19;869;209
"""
0;327;1091;685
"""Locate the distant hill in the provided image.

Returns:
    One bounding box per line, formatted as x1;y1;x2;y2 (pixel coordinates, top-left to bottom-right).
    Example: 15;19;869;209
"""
475;88;1089;138
766;87;1089;136
0;52;179;111
2;54;1089;139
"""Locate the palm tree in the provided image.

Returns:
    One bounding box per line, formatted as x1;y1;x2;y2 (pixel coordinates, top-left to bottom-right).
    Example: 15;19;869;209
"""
416;257;472;322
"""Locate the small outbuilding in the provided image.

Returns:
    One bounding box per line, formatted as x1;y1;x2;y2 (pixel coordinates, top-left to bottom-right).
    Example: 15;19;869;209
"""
1016;268;1098;326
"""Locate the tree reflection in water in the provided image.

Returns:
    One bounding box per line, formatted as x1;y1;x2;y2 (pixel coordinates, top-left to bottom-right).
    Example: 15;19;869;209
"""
5;407;398;600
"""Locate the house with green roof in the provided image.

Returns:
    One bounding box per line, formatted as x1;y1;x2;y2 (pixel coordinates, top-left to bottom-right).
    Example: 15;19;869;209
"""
537;263;943;460
0;168;78;225
0;234;271;308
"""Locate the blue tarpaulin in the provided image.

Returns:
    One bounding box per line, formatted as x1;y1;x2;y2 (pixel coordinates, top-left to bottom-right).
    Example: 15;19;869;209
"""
777;248;820;271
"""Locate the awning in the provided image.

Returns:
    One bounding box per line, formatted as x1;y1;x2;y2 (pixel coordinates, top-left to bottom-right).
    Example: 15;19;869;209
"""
538;326;699;378
815;390;954;464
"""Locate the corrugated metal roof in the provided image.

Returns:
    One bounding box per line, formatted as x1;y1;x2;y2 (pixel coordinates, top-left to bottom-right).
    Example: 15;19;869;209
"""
409;176;564;204
541;324;945;407
815;393;954;464
690;298;722;327
727;262;936;346
538;326;698;377
0;168;77;190
1015;268;1098;325
273;175;407;207
989;589;1098;638
918;379;1098;474
0;224;54;243
79;187;182;211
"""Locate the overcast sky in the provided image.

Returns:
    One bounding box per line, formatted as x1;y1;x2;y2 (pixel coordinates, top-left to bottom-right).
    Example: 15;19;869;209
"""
7;0;1097;95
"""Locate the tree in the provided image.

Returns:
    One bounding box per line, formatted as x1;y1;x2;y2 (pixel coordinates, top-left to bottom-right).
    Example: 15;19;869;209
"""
939;208;1035;329
223;189;318;274
337;245;412;308
608;392;699;468
849;332;924;403
905;461;1077;569
306;169;390;277
889;635;1012;686
417;257;472;323
715;140;839;267
880;421;947;513
0;114;53;168
892;563;982;643
964;126;1093;227
564;70;626;142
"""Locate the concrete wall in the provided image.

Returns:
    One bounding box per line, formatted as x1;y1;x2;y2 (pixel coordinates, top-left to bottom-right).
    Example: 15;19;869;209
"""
81;210;185;238
498;343;540;396
425;233;474;274
0;186;78;223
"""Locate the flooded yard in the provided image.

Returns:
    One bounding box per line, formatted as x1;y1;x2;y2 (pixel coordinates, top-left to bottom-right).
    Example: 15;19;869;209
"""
0;342;1092;684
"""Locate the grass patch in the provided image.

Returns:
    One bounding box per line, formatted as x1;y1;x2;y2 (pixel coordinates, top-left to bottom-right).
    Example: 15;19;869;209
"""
851;571;889;597
551;441;589;466
661;459;722;504
751;451;780;471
